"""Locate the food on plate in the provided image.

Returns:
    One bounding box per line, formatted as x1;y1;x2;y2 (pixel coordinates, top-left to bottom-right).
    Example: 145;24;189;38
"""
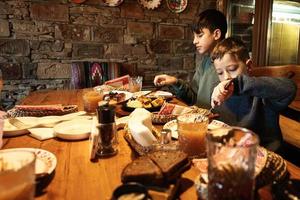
126;100;143;108
126;96;164;109
103;91;126;104
121;156;164;185
121;150;190;186
151;97;164;107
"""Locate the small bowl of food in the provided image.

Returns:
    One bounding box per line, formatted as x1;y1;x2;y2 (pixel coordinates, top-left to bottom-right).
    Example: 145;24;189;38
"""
112;182;151;200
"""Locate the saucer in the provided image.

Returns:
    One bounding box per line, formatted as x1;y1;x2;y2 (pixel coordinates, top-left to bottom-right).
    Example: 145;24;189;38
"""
54;119;92;140
0;148;57;178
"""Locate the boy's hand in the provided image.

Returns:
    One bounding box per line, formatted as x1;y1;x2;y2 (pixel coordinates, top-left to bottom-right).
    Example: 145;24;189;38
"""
153;74;178;86
211;79;234;108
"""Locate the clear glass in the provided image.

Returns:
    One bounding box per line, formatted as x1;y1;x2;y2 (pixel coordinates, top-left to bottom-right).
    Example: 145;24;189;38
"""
128;76;143;93
0;150;36;200
82;90;103;114
97;122;118;157
206;127;259;200
267;0;300;65
177;113;208;158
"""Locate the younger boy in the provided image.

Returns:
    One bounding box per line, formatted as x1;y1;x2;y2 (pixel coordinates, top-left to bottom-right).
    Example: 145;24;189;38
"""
210;37;297;153
153;9;227;108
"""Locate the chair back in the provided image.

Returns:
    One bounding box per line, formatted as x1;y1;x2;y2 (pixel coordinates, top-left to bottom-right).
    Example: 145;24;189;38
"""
251;65;300;100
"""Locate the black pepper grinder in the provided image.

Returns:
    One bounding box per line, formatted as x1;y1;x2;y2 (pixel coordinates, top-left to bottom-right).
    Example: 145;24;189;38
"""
96;105;118;157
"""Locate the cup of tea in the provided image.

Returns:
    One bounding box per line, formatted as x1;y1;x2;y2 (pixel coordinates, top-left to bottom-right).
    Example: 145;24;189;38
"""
206;127;259;200
0;150;36;200
128;76;143;93
177;113;209;158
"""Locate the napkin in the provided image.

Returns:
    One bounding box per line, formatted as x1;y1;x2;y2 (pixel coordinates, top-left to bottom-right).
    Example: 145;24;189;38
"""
29;128;55;140
128;108;157;147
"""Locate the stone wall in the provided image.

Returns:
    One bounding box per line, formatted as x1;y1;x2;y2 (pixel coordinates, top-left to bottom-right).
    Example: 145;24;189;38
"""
0;0;216;109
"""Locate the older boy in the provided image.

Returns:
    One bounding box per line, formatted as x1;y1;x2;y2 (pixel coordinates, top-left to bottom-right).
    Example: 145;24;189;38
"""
210;37;297;152
153;9;227;108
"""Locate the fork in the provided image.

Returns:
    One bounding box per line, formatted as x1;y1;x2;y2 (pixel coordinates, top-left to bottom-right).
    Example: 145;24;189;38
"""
8;118;43;129
209;79;234;112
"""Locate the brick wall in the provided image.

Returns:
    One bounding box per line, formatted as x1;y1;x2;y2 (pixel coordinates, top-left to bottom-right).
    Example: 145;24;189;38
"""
0;0;216;109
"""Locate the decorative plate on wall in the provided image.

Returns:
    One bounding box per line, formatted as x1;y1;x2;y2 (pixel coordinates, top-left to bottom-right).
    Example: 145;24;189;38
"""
102;0;124;7
71;0;87;4
138;0;162;10
166;0;188;13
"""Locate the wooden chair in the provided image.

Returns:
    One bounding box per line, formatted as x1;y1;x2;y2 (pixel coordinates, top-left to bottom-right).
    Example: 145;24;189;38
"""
250;65;300;101
251;66;300;165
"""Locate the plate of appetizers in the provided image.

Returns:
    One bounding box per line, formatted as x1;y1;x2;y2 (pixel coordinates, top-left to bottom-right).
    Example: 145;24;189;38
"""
123;96;165;112
103;90;133;105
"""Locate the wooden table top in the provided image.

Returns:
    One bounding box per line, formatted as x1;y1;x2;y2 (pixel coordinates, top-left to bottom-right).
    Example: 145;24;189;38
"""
2;89;300;200
289;100;300;112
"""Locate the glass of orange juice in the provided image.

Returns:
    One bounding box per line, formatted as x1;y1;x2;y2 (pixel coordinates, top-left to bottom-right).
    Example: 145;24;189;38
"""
177;113;209;158
83;90;103;114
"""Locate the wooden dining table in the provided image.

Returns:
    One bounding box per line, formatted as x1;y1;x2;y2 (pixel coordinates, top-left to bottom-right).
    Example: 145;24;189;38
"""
2;89;300;200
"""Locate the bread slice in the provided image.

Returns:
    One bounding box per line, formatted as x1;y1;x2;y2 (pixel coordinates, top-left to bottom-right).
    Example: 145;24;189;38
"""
148;150;189;181
121;156;164;185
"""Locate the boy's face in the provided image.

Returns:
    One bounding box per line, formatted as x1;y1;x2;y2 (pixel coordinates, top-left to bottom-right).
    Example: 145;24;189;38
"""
213;53;250;81
193;28;219;55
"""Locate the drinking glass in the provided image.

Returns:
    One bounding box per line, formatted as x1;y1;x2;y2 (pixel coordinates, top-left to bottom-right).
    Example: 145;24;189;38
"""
82;90;103;114
128;76;143;93
206;127;259;200
177;113;209;158
0;150;36;200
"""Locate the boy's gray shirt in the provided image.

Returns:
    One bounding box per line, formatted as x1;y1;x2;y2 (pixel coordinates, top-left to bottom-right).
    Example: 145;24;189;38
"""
216;75;297;152
169;55;220;109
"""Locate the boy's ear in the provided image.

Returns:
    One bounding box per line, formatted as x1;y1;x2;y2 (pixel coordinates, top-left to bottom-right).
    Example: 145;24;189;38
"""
213;29;222;41
245;59;253;73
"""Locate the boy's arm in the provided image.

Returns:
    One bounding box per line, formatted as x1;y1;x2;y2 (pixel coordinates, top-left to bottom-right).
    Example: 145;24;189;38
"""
168;77;197;105
233;75;297;111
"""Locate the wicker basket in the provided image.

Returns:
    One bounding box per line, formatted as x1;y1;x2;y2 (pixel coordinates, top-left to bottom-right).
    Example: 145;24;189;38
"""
7;105;78;117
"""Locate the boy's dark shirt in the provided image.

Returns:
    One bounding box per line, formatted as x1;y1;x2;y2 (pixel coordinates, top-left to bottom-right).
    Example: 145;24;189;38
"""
169;55;219;109
216;74;297;152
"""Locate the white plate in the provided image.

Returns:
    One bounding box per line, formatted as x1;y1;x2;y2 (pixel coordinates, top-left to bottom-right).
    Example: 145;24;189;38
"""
103;0;124;6
148;90;173;98
103;90;133;105
54;119;92;140
3;117;38;137
0;148;57;176
138;0;162;10
163;119;230;139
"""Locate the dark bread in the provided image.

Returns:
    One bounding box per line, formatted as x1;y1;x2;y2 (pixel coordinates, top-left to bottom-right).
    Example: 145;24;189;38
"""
121;150;190;186
148;150;189;180
121;156;164;185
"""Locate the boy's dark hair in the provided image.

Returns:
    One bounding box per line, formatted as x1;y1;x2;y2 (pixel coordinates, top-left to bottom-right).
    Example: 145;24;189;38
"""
211;37;250;62
192;9;227;40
